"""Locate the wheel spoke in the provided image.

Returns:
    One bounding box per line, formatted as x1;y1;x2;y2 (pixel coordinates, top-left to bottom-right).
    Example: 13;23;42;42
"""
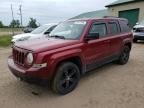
123;54;126;59
69;70;76;77
123;51;129;61
64;70;68;77
65;81;70;89
69;78;74;83
60;79;66;85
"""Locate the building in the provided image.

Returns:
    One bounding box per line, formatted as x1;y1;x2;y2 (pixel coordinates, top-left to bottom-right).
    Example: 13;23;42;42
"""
106;0;144;27
71;0;144;27
71;9;108;19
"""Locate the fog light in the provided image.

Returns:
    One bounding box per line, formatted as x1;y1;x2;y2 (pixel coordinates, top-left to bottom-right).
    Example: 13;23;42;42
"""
33;63;47;69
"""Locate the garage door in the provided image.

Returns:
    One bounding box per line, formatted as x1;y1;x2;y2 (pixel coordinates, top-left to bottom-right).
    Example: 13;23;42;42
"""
119;8;139;28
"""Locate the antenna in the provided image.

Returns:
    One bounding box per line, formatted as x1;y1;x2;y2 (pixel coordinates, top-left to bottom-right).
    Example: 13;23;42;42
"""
11;4;15;35
19;5;23;27
18;5;23;27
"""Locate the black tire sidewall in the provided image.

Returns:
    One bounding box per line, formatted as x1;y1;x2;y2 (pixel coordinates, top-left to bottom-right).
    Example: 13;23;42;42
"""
133;39;137;43
52;62;80;94
119;46;130;65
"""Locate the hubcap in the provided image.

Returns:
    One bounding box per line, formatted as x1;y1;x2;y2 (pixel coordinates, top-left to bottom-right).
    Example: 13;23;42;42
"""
60;68;77;90
66;76;71;81
122;49;129;62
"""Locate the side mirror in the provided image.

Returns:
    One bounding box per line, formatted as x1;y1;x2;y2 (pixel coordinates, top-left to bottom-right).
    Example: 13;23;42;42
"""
86;32;99;41
136;22;139;25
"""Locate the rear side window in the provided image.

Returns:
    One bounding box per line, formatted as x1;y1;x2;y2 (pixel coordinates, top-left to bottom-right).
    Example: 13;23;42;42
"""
89;23;107;37
108;22;119;34
119;20;131;32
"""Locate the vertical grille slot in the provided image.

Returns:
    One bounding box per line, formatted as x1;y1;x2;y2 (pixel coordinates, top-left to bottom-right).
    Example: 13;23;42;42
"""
13;47;25;66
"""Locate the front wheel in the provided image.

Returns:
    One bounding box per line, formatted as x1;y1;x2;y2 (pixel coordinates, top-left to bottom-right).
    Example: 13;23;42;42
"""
118;46;130;65
52;62;80;95
133;39;137;43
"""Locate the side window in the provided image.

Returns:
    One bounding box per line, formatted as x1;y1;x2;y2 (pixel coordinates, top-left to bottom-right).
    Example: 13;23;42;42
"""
108;22;119;34
119;20;131;32
89;23;107;37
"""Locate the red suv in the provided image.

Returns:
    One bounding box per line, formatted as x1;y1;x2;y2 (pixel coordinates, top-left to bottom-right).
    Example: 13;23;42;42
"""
8;17;133;94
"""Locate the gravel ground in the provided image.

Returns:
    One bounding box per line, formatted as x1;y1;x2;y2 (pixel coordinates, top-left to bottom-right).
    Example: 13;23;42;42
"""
0;43;144;108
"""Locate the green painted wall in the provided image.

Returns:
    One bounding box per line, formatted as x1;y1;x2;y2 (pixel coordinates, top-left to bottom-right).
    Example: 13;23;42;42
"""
119;8;139;27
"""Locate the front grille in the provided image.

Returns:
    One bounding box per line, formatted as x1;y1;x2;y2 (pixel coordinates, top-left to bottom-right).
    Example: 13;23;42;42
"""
13;47;26;66
135;28;144;32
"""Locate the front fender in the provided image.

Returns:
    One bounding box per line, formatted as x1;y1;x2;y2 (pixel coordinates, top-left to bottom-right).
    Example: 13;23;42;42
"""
49;48;84;67
48;49;85;78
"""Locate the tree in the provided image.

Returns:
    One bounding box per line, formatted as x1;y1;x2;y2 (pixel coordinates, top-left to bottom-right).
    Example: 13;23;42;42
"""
0;21;4;28
27;18;38;28
16;20;20;28
9;19;20;28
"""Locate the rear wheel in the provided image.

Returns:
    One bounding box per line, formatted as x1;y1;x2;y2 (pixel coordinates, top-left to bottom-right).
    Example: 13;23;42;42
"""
52;62;80;95
118;46;130;65
133;39;137;43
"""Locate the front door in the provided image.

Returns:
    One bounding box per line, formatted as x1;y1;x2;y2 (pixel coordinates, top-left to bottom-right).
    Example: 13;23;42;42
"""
83;21;110;71
107;20;122;56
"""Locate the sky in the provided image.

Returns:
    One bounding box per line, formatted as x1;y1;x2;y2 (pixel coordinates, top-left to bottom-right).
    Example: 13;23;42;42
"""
0;0;116;26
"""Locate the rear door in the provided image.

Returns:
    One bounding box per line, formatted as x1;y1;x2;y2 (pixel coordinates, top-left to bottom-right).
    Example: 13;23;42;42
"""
107;20;123;57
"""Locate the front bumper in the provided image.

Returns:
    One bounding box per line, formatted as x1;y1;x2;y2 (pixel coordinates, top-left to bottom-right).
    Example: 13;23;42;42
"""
133;32;144;40
8;57;49;83
134;35;144;40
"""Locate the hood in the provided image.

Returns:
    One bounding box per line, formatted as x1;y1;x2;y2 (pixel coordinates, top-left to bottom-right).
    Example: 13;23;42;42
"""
13;33;35;39
14;38;80;53
13;33;44;39
133;24;144;28
12;33;45;43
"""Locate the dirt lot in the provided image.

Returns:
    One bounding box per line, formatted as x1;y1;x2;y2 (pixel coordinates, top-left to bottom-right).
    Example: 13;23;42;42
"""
0;43;144;108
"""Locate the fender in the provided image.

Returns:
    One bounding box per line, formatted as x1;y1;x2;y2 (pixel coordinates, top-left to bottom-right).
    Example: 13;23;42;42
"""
121;36;132;50
47;48;85;79
49;48;84;69
35;43;84;63
123;38;132;45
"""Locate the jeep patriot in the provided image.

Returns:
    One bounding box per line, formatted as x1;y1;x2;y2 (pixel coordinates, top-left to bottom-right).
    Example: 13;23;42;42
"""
8;18;133;94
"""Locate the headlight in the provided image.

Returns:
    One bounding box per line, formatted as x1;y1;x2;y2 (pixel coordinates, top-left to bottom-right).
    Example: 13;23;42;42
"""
26;53;33;65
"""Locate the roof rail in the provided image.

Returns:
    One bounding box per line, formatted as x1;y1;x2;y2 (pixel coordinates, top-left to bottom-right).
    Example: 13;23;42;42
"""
103;16;119;18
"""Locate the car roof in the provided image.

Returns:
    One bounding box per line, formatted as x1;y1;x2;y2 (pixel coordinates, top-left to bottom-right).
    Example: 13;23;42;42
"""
68;17;127;22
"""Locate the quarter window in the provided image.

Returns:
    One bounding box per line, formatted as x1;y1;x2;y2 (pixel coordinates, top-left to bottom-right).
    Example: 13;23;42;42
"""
119;20;131;32
89;23;107;37
108;22;119;34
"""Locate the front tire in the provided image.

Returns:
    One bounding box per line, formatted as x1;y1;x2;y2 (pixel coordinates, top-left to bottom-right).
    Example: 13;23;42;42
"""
118;46;130;65
52;62;80;95
133;39;137;43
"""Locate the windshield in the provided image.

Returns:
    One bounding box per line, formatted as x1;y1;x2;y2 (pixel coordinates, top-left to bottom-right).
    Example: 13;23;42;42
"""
49;21;87;40
31;25;52;34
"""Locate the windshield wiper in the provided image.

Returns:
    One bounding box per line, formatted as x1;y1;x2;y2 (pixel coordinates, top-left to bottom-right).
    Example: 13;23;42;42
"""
50;35;65;39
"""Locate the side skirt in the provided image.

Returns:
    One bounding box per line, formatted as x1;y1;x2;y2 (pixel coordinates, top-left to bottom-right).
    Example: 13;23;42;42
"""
85;54;120;73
